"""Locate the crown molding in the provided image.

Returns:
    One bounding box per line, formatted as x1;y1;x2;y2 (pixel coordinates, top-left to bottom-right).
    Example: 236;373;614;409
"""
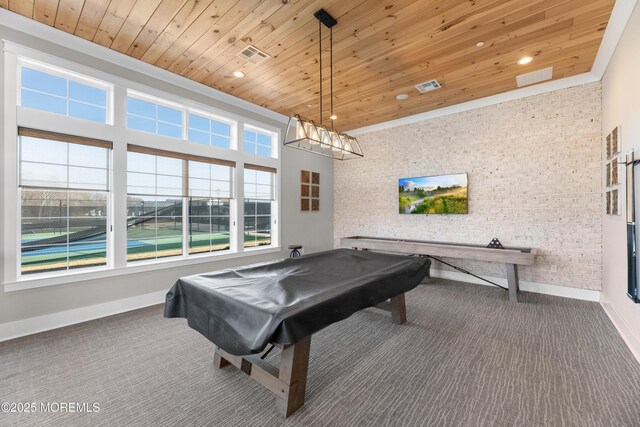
0;8;288;125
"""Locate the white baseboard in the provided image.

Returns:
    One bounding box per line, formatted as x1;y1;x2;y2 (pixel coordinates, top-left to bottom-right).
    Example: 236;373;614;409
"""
0;290;166;343
430;269;601;302
600;300;640;365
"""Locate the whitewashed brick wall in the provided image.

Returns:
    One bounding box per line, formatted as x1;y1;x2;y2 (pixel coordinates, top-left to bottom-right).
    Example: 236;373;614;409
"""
334;83;602;290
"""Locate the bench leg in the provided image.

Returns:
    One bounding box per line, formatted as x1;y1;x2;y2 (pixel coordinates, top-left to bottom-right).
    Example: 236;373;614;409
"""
390;294;407;324
506;263;520;302
276;335;311;417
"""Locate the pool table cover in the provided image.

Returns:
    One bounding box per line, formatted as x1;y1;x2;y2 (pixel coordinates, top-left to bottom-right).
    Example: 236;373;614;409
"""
164;249;430;355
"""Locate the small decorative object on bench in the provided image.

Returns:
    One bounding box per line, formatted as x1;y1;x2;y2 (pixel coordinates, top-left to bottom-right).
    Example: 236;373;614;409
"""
288;245;302;258
487;237;504;249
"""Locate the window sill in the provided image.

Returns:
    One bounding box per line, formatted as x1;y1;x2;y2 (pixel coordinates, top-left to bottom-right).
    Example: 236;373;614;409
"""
3;246;283;292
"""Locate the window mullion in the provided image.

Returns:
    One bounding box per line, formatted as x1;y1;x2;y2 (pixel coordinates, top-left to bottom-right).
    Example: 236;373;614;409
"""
235;163;245;253
183;196;189;258
112;141;128;268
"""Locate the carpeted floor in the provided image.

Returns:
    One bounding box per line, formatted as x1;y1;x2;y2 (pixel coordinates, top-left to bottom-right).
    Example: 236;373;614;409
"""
1;279;640;427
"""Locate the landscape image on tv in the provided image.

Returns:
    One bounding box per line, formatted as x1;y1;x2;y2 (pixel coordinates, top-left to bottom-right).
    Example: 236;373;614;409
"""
398;173;468;214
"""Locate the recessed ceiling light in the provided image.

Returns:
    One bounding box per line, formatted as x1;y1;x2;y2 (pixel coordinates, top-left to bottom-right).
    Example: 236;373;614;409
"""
518;56;533;65
232;70;245;78
396;93;409;100
330;114;337;120
307;104;313;108
475;41;485;47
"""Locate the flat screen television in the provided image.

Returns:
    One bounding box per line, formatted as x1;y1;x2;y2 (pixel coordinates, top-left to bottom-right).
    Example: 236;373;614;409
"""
398;173;468;214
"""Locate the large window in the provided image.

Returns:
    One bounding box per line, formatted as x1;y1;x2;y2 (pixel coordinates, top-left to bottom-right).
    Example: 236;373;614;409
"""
19;129;111;274
244;128;273;157
127;151;184;262
188;114;231;149
244;166;275;248
20;66;109;124
7;51;280;286
188;161;233;254
127;95;183;138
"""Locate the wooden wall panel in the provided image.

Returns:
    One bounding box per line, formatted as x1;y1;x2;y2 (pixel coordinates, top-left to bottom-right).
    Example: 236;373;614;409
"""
9;0;34;18
33;0;59;26
54;0;84;33
74;0;109;40
0;0;616;130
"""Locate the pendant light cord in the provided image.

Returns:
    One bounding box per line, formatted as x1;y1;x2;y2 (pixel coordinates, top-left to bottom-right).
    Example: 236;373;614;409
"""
330;26;333;128
319;20;323;125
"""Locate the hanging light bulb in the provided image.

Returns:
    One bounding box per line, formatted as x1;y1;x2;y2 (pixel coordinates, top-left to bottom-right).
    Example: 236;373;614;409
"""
309;122;319;144
296;118;306;140
330;131;342;151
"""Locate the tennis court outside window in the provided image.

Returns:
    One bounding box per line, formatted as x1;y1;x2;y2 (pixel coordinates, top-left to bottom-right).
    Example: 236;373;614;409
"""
244;166;275;248
18;128;111;275
188;160;233;254
127;151;184;262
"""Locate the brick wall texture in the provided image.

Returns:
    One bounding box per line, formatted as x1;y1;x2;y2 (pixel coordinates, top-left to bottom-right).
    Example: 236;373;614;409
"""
334;82;602;290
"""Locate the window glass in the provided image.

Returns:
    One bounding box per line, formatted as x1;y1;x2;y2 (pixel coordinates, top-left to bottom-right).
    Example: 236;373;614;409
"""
188;114;231;149
20;67;108;124
243;128;272;157
244;169;273;247
19;136;110;275
127;152;183;262
127;96;183;139
189;198;230;254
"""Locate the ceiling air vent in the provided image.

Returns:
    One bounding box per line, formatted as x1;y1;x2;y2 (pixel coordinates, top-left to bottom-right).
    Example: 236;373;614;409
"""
237;45;270;64
516;67;553;87
415;79;442;93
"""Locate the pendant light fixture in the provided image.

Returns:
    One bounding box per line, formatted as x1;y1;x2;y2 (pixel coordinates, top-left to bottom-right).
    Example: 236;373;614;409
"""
282;9;363;160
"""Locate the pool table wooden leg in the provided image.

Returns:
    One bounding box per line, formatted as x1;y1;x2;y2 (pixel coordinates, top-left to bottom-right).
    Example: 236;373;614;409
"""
390;293;407;324
214;350;230;368
275;335;311;417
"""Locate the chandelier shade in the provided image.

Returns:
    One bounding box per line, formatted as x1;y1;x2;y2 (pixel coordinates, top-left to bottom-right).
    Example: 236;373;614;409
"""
283;115;363;160
282;9;363;160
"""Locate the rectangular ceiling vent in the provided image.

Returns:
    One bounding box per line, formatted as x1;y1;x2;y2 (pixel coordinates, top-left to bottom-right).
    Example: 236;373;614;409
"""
415;79;442;93
237;45;270;64
516;67;553;87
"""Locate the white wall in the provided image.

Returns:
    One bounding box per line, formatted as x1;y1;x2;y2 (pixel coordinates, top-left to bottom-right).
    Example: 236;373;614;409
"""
601;2;640;358
335;83;603;292
0;24;333;327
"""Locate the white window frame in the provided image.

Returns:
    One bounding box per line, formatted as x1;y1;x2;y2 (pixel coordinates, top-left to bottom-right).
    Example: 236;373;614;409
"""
2;41;282;292
187;107;237;151
126;89;186;139
243;123;279;159
17;56;114;125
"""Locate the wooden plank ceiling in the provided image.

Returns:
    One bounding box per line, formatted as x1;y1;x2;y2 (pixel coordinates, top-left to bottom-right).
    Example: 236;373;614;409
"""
3;0;615;130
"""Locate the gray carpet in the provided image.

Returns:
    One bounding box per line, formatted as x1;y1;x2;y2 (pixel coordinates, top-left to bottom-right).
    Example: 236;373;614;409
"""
1;279;640;427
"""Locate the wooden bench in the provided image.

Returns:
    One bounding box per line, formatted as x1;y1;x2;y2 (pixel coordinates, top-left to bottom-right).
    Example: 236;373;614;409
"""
340;236;536;302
